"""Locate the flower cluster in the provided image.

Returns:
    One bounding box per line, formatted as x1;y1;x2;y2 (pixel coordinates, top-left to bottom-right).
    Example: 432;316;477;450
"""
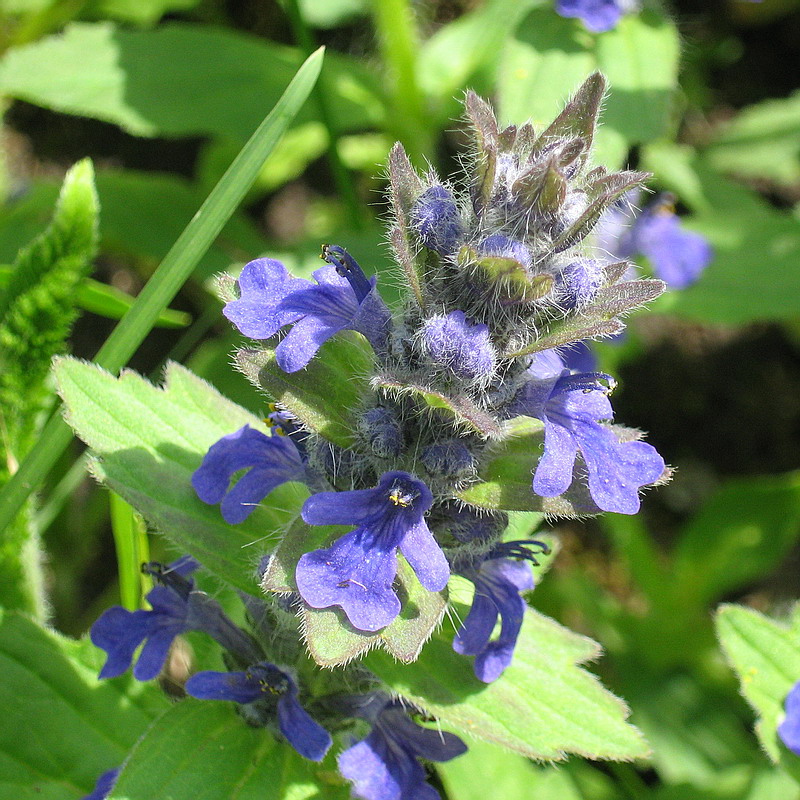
87;78;672;799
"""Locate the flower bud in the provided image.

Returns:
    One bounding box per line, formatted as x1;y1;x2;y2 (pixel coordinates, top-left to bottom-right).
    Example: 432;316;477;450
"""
410;185;464;255
420;439;476;479
418;310;496;381
556;258;604;309
358;406;403;459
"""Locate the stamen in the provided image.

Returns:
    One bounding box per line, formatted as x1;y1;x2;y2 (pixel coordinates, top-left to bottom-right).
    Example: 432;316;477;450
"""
321;244;372;303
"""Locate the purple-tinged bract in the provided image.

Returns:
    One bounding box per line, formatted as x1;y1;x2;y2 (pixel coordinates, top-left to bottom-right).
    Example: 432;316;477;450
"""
295;471;448;631
192;425;305;524
185;662;331;761
338;694;467;800
556;258;604;309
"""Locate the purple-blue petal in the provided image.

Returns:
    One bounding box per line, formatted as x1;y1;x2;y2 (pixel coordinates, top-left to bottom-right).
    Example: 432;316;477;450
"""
277;693;332;762
399;521;450;592
296;527;402;631
184;670;264;704
556;0;625;32
81;767;120;800
91;607;156;679
223;258;309;339
192;425;305;524
779;681;800;756
453;592;498;657
631;211;712;289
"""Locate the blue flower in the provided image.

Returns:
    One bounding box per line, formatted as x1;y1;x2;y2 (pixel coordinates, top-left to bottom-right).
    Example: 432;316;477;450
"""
223;249;391;372
338;694;467;800
555;0;633;32
192;424;305;524
185;662;332;761
454;541;547;682
599;193;712;288
81;768;120;800
779;681;800;756
418;310;496;382
510;370;665;514
91;558;200;681
295;471;449;631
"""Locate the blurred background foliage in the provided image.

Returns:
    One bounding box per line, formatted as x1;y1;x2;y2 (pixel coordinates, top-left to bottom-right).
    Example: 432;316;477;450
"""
0;0;799;797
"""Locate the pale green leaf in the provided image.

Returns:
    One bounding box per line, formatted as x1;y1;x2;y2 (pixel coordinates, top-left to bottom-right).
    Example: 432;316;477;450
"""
438;738;583;800
0;22;383;140
54;357;309;595
498;9;679;169
235;332;374;449
82;0;201;26
0;610;167;799
715;604;800;763
109;699;350;800
367;605;649;761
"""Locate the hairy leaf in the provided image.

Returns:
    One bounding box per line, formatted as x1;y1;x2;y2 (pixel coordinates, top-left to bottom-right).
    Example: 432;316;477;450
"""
54;357;308;595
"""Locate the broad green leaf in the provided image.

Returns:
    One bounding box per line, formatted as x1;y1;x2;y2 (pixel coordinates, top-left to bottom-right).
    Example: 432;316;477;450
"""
438;738;582;800
640;141;711;213
703;90;800;188
654;161;800;324
0;48;323;538
54;357;309;595
498;9;679;168
263;519;446;666
0;266;189;327
0;22;384;140
672;472;800;609
367;604;649;761
235;333;374;449
0;610;167;799
716;604;800;765
110;699;350;800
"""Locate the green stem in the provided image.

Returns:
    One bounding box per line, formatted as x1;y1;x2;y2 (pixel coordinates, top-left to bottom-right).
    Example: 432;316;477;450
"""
284;0;366;230
369;0;434;166
0;48;324;537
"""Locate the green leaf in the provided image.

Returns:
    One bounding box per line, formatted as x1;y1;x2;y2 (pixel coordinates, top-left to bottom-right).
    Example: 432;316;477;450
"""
438;738;583;800
262;518;446;666
109;698;350;800
0;22;383;140
367;604;649;761
235;332;374;449
0;158;98;617
703;90;800;188
297;0;367;29
653;160;800;325
716;604;800;766
0;610;167;799
0;47;322;538
672;472;800;609
498;9;679;168
54;357;309;595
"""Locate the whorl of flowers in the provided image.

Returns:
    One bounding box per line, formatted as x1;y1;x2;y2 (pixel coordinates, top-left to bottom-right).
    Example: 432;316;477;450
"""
90;76;669;800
